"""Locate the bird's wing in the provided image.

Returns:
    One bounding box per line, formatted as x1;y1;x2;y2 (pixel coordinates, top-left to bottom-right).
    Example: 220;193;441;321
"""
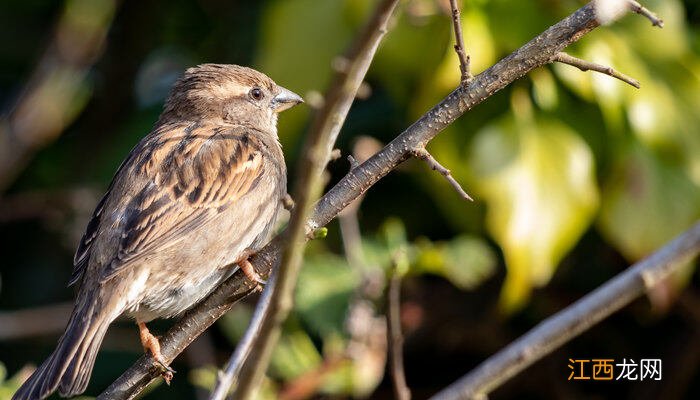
69;151;136;287
71;123;267;285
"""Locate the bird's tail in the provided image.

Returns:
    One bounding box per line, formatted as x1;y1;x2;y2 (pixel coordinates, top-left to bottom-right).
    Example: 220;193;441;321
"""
12;298;114;400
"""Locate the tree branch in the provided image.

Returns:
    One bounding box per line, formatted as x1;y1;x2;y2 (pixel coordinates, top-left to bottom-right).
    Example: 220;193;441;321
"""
449;0;472;82
99;2;658;398
431;221;700;400
309;2;601;229
552;51;640;88
387;263;411;400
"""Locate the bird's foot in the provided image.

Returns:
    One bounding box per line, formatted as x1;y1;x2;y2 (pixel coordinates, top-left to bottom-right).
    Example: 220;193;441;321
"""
282;193;295;210
155;360;176;385
234;249;267;291
137;322;176;384
240;258;266;291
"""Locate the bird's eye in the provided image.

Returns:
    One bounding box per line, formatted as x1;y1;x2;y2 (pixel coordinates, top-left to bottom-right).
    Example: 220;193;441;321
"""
249;87;264;101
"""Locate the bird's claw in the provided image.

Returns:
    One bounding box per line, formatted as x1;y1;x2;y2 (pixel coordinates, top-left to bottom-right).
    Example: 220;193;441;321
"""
240;258;266;289
138;321;175;385
154;358;176;384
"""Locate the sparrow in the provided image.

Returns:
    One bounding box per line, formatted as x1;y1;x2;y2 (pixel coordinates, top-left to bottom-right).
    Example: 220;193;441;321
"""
12;63;303;400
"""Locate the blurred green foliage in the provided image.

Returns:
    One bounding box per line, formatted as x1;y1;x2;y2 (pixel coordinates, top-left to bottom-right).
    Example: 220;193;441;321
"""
0;364;23;400
1;0;699;399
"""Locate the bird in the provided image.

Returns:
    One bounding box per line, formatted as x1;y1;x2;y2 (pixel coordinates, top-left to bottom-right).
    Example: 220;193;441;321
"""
12;63;303;400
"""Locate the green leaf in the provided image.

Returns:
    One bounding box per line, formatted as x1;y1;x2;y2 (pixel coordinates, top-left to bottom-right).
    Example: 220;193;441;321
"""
0;364;35;400
268;325;323;380
414;235;497;290
442;235;498;290
312;227;328;239
295;253;359;337
470;116;599;312
598;140;700;261
381;217;408;254
220;308;323;380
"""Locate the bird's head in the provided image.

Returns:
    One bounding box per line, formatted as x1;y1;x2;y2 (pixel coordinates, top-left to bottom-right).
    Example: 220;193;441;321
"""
159;63;303;134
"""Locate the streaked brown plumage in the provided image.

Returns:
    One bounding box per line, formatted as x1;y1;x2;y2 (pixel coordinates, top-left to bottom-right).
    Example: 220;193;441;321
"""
13;64;302;400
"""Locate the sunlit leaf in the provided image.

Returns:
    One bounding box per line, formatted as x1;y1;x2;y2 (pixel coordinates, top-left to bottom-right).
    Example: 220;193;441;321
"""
470;116;599;311
625;67;700;184
189;366;279;400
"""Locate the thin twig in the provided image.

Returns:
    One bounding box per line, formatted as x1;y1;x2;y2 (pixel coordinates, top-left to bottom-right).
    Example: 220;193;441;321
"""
449;0;472;82
99;3;661;398
413;148;473;201
629;0;664;27
347;154;359;170
339;207;366;271
552;52;640;88
221;1;401;399
387;263;411;400
337;137;388;397
339;136;383;277
431;221;700;400
207;270;277;400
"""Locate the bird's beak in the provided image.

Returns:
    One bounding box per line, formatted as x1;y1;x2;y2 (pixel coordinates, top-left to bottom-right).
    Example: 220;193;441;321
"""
271;86;304;113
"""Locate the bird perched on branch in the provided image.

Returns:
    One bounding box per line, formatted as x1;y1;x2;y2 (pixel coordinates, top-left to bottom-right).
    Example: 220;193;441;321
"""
12;64;303;400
